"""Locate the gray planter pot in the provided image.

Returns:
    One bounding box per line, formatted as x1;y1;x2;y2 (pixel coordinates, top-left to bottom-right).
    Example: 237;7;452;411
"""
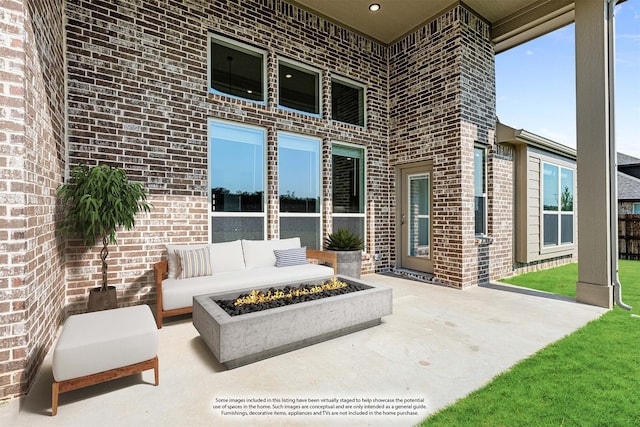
334;250;362;279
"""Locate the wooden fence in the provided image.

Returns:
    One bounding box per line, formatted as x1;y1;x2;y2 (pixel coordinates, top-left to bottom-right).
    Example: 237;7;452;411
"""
619;214;640;259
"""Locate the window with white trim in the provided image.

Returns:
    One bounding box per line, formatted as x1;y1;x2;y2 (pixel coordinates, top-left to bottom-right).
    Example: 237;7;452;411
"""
209;120;266;242
278;132;321;248
208;34;266;103
474;146;487;236
332;143;366;242
331;76;365;127
542;163;574;246
278;59;320;115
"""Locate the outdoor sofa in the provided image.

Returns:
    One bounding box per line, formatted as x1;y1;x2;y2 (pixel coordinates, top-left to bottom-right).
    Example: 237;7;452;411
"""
153;237;337;328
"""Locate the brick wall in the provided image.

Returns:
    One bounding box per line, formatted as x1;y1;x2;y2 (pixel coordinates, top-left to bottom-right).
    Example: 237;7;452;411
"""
489;143;515;280
389;5;496;288
64;0;390;309
0;0;66;399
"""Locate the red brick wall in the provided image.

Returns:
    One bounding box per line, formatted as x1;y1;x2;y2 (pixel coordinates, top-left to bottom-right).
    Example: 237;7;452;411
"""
0;0;66;399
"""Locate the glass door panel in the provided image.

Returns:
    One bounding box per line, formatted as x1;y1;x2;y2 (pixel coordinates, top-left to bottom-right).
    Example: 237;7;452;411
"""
408;174;430;257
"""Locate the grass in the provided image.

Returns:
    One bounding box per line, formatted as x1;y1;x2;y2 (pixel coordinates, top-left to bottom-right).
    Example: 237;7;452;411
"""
420;260;640;426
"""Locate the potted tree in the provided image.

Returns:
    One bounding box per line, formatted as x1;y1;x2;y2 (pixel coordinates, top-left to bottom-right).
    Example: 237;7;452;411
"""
324;228;364;279
57;164;152;311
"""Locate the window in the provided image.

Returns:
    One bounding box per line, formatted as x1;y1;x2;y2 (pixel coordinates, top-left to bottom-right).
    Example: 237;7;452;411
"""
209;34;265;102
278;132;321;248
542;163;574;247
634;203;640;214
408;173;430;257
331;77;365;127
278;59;320;115
332;143;366;241
209;120;265;242
474;146;487;236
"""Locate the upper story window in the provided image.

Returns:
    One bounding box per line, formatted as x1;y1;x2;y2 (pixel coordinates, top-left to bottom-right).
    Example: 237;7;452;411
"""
633;203;640;214
209;34;266;103
278;59;320;116
474;146;487;236
331;76;365;127
542;163;574;247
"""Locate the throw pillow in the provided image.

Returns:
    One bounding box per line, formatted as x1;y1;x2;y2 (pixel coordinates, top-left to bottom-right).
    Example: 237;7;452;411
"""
175;247;213;279
274;247;308;268
166;243;208;279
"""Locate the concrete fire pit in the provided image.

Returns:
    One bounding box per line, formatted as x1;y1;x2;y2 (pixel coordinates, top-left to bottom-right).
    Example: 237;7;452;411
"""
192;276;392;369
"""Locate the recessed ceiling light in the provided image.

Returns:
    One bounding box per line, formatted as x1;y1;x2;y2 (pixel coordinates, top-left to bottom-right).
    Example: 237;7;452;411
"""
285;73;293;78
247;90;253;94
369;3;380;12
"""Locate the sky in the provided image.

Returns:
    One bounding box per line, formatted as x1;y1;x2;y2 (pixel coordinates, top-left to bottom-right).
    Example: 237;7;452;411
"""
496;0;640;159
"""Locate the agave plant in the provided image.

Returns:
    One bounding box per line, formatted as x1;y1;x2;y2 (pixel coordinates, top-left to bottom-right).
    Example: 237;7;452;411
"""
324;228;364;251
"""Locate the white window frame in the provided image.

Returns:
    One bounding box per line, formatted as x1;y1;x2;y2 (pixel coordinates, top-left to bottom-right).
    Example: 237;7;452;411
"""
541;161;575;250
331;142;367;246
277;57;322;117
208;34;267;104
330;75;367;128
208;119;267;242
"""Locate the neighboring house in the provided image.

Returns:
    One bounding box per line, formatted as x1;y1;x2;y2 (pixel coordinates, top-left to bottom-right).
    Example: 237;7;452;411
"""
0;0;621;400
617;153;640;214
497;124;578;273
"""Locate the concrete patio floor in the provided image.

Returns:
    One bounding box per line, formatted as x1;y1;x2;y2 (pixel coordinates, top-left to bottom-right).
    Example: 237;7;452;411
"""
0;274;607;426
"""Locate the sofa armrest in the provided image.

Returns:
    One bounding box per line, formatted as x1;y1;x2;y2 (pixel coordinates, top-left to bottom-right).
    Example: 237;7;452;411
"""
153;260;168;328
306;249;337;274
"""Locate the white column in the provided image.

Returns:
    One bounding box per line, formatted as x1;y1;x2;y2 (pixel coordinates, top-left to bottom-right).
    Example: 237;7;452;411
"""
575;0;613;308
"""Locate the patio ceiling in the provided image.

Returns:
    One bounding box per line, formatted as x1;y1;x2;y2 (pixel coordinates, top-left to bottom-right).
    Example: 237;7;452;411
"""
290;0;575;51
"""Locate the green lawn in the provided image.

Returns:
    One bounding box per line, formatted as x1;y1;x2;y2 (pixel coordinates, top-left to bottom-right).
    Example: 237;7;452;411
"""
421;260;640;427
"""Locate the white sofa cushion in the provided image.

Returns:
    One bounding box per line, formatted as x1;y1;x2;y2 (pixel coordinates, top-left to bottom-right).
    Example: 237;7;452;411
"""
209;240;246;273
161;263;334;311
52;305;158;382
241;237;300;269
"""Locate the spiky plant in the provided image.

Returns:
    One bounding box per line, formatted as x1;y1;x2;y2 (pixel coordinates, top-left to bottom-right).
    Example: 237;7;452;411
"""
324;228;364;251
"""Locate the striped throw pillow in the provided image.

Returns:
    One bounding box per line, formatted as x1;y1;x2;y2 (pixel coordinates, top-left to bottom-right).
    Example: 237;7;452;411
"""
175;247;213;279
274;247;308;268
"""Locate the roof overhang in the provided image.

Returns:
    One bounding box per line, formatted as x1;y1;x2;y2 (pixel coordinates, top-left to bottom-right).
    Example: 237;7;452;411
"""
497;122;577;159
289;0;578;51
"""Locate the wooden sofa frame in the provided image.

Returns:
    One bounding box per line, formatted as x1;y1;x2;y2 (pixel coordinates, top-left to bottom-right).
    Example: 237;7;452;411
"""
153;249;337;329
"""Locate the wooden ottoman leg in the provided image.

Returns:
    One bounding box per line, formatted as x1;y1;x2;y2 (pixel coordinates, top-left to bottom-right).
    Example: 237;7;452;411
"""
154;356;159;386
52;382;59;416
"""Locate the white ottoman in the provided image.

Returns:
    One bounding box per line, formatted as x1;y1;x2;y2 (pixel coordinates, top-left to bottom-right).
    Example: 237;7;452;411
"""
51;305;159;416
